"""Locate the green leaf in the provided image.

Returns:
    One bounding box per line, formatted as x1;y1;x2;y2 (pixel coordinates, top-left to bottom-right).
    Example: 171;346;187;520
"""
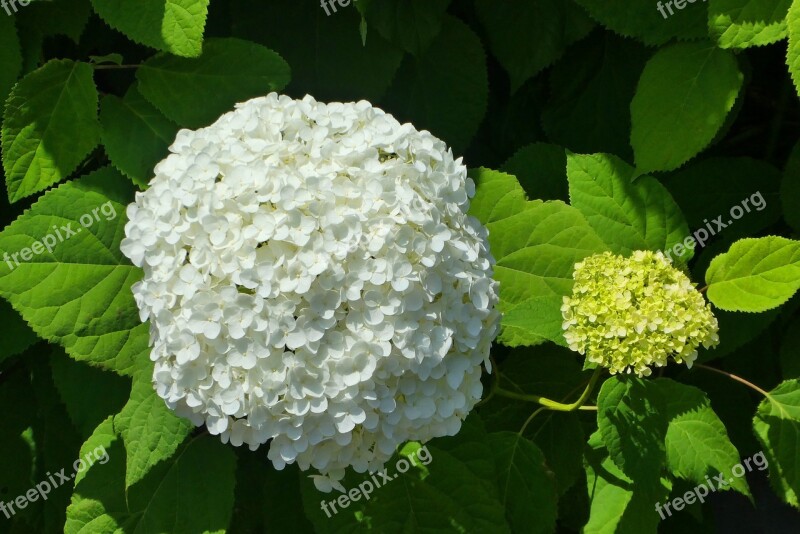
469;167;530;225
789;0;800;97
753;379;800;507
383;16;488;152
706;237;800;312
709;0;792;48
100;84;179;188
470;170;607;306
231;0;402;102
655;379;750;497
542;33;649;162
360;0;451;55
782;140;800;234
475;0;593;91
584;431;671;534
2;59;101;202
136;38;291;128
67;434;237;533
0;168;147;375
566;152;691;259
492;200;608;304
631;42;743;173
0;15;22;106
300;415;510;533
114;368;194;488
574;0;707;45
501;143;569;202
91;0;210;57
50;348;130;439
488;432;557;534
499;295;567;348
73;415;117;487
597;376;668;483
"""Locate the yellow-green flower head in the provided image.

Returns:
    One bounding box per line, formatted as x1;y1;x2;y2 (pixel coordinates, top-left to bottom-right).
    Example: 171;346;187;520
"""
561;250;719;377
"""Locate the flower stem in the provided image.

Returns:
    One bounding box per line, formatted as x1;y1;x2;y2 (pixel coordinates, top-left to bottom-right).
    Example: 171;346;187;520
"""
92;64;140;70
694;363;771;397
495;368;603;412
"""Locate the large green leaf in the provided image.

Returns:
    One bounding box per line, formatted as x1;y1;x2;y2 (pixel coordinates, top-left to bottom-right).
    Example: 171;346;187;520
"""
114;368;194;488
470;170;608;306
231;0;403;102
91;0;209;57
753;379;800;507
475;0;593;91
66;433;237;533
300;415;510;533
709;0;792;48
566;152;691;259
574;0;707;45
359;0;451;55
2;59;100;202
656;379;750;497
470;170;606;343
597;376;667;483
584;431;671;534
469;167;530;226
136;38;290;128
499;296;567;348
100;84;179;188
706;237;800;312
488;432;558;534
383;16;488;152
631;42;743;173
542;33;649;161
0;168;147;375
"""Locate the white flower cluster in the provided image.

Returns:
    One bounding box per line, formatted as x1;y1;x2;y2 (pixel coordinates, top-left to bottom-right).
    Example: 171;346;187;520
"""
120;94;500;490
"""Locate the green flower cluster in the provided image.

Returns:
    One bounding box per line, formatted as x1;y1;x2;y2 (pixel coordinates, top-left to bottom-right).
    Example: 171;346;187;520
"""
561;250;719;377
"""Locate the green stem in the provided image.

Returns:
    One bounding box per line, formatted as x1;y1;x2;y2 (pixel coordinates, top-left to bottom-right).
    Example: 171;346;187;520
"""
92;64;140;70
694;363;770;397
496;368;603;412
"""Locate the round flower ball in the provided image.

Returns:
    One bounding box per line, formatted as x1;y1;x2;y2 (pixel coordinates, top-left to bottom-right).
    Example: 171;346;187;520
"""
561;250;719;377
120;93;500;490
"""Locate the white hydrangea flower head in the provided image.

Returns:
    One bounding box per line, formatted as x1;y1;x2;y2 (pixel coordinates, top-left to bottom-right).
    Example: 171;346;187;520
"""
120;93;500;490
561;250;719;377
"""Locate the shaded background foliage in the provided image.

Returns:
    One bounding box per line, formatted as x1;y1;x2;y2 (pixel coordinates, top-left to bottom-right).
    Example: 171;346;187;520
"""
0;0;799;533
